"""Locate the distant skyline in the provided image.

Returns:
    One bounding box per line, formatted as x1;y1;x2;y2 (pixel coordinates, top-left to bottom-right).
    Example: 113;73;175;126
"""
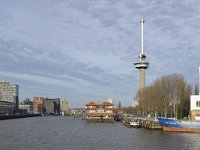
0;0;200;107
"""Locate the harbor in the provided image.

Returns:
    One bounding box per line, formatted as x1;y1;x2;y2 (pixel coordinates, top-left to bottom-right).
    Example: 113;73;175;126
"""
1;0;200;149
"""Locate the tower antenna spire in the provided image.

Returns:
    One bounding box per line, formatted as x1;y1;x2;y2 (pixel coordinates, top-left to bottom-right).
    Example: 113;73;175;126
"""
140;18;144;55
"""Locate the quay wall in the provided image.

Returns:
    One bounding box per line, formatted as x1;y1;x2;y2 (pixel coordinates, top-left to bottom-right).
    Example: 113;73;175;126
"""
122;117;162;130
0;114;41;120
140;119;162;130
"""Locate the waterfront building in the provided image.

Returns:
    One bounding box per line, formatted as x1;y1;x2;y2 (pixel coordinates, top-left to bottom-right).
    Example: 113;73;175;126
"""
33;96;44;114
190;67;200;120
0;81;19;114
0;101;15;114
44;98;60;115
190;95;200;120
33;97;60;115
62;99;69;115
19;98;33;114
85;100;114;121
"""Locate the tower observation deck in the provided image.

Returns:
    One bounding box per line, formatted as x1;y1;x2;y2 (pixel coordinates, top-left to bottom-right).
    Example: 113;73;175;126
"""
134;18;149;90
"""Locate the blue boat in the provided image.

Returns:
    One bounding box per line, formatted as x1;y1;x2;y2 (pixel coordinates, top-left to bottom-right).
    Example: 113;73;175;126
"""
157;118;200;133
157;118;184;128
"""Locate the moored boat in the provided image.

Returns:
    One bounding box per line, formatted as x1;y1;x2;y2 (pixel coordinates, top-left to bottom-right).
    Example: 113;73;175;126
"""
163;126;200;133
129;120;141;128
158;118;200;133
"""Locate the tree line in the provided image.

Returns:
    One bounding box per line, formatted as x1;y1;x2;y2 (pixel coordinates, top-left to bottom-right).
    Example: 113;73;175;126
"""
132;74;192;119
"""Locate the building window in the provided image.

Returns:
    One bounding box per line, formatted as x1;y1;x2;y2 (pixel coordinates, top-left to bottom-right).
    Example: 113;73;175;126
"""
196;101;200;107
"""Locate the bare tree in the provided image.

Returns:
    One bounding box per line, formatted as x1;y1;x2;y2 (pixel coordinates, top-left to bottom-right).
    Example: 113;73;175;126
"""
134;74;192;119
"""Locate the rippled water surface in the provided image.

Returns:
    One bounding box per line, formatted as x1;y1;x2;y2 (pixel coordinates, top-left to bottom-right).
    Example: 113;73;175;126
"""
0;116;200;150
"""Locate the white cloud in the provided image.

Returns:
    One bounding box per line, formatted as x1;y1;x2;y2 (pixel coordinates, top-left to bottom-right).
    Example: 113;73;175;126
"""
0;0;200;107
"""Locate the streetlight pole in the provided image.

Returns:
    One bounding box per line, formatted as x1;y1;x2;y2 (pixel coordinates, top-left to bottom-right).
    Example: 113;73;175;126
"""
174;103;176;119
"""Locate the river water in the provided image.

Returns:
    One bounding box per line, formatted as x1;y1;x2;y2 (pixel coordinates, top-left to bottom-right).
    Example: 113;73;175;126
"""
0;116;200;150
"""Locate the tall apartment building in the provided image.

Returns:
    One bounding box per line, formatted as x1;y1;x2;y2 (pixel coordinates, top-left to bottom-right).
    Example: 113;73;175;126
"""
33;96;44;114
0;81;19;109
44;98;60;115
62;99;69;115
33;96;60;115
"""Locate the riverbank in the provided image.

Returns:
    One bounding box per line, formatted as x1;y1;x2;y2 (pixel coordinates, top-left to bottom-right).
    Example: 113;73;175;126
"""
0;114;41;120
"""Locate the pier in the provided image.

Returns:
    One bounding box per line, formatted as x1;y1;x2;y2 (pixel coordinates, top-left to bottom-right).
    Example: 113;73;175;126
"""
140;119;162;130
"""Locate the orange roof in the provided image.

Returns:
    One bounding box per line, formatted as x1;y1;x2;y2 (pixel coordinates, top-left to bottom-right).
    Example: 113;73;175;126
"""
86;102;98;106
101;102;113;106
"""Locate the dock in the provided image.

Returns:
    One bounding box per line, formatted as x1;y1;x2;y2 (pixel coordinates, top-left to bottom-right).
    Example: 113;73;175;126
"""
140;118;162;130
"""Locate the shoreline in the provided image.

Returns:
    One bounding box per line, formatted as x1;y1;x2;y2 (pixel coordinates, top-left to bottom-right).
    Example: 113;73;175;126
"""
0;114;41;120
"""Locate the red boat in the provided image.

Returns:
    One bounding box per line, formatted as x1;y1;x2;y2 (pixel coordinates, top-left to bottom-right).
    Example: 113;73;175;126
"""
163;126;200;133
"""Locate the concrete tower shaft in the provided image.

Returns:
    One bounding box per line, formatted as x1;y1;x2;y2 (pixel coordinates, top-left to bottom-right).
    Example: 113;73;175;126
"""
140;69;145;90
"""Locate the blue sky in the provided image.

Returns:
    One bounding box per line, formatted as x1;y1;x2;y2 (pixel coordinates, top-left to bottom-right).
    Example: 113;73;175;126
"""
0;0;200;107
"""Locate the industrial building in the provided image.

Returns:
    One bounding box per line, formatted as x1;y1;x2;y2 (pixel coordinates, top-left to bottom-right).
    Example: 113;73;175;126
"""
0;81;19;114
